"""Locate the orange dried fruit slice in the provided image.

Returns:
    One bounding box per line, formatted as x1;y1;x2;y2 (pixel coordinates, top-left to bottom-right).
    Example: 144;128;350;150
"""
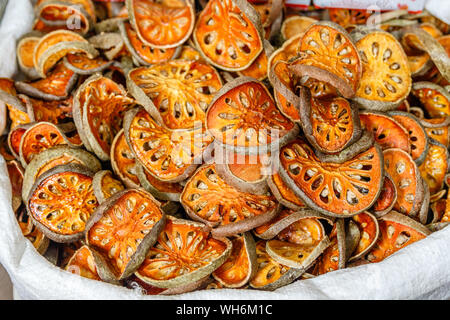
15;208;49;255
135;217;231;288
86;189;166;280
126;0;195;49
267;173;305;210
180;164;280;237
7;160;24;214
237;40;274;81
19;94;73;125
299;93;362;154
206;77;298;154
136;164;183;202
27;164;98;243
127;60;222;129
421;117;450;147
314;219;346;274
366;211;430;262
16;34;41;80
92;170;125;204
63;53;113;75
371;174;398;217
383;148;424;218
359;111;410;152
419;140;449;194
7;123;30;160
348;212;379;262
110;129;141;188
178;45;203;62
279;139;384;217
212;232;257;288
124;107;213;183
280;15;316;40
412;82;450;117
193;0;264;71
328;8;371;28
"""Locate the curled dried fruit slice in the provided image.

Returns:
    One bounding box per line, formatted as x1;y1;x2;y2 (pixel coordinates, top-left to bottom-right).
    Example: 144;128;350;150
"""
328;8;371;28
371;174;397;217
127;0;195;49
93;170;125;204
27;164;98;243
127;60;222;129
63;53;113;75
88;32;125;61
79;74;134;160
412;82;450;117
15;62;78;101
207;77;298;154
366;211;430;262
280;16;316;40
110;129;141;188
314;219;346;274
124;108;213;183
181;164;279;237
19;122;82;167
389;111;429;165
419;140;449;194
267;173;305;210
86;189;166;280
279;139;384;217
249;240;304;291
383;148;424;218
8;123;30;160
352;29;412;111
212;232;257;288
19;94;73;125
127;274;212;295
421;117;450;147
348;212;379;262
296;21;362;96
136;164;183;202
193;0;264;71
359;111;410;152
118;21;181;66
22;145;101;203
16;34;41;80
300;92;362;154
16;208;49;255
136;217;231;288
7;160;24;214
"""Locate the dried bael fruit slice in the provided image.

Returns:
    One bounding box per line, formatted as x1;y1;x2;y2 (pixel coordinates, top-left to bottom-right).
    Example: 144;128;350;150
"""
389;111;429;165
7;123;31;160
15;62;78;101
19;94;73;125
22;145;101;203
7;160;24;214
86;189;166;280
16;208;49;255
212;232;257;288
328;8;371;28
16;33;41;80
383;148;424;218
237;41;273;81
267;173;305;210
88;32;125;61
127;60;222;129
193;0;264;71
371;174;397;217
181;164;279;237
412;82;450;117
136;164;183;202
419;140;449;195
249;240;304;291
299;93;362;154
280;15;316;41
19;122;82;167
207;77;298;154
314;219;346;274
127;274;212;295
359;111;410;152
118;21;181;66
421;117;450;147
92;170;125;204
79;74;134;160
279;139;384;217
27;164;98;243
348;212;379;262
124;108;213;183
352;29;412;111
63;53;113;75
135;217;231;288
366;210;431;262
111;129;141;188
126;0;195;49
65;245;119;284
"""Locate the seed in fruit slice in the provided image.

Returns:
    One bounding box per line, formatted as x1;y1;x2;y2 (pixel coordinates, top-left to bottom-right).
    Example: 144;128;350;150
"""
419;140;449;194
124;107;213;183
110;129;141;189
93;170;125;204
412;82;450;117
249;240;304;291
27;164;98;243
86;189;166;280
136;164;183;202
348;212;379;262
7;160;24;214
63;53;113;75
366;210;430;262
127;60;222;129
193;0;264;71
371;174;398;217
135;217;231;288
212;232;257;288
281;15;316;40
300;92;362;154
181;164;279;238
359;111;410;152
207;77;298;155
328;8;371;27
421;117;450;147
267;173;305;210
279;138;384;217
383;148;424;218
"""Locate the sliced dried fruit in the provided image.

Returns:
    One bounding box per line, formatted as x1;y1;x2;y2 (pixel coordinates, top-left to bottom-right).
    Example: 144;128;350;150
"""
63;53;113;75
88;32;125;61
7;160;24;213
16;33;41;79
124;107;213;183
181;164;279;237
136;217;231;288
16;208;49;255
212;232;257;288
419;140;449;194
371;174;398;217
412;82;450;117
136;164;183;202
86;189;166;280
328;9;371;28
348;212;379;262
267;173;305;210
237;40;273;81
8;123;30;160
383;148;424;218
279;139;384;217
421;117;450;147
314;219;345;274
127;60;222;129
366;211;430;262
19;94;73;125
127;0;195;49
27;164;98;243
193;0;264;71
207;77;298;154
110;129;141;189
281;15;316;40
93;170;125;204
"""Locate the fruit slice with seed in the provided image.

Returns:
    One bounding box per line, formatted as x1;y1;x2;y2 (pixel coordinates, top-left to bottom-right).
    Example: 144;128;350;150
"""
421;117;450;147
136;163;183;202
63;53;113;75
267;173;305;210
419;139;449;194
412;82;450;117
110;129;141;189
328;8;371;28
93;170;125;204
348;212;380;262
314;219;346;274
371;174;398;217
